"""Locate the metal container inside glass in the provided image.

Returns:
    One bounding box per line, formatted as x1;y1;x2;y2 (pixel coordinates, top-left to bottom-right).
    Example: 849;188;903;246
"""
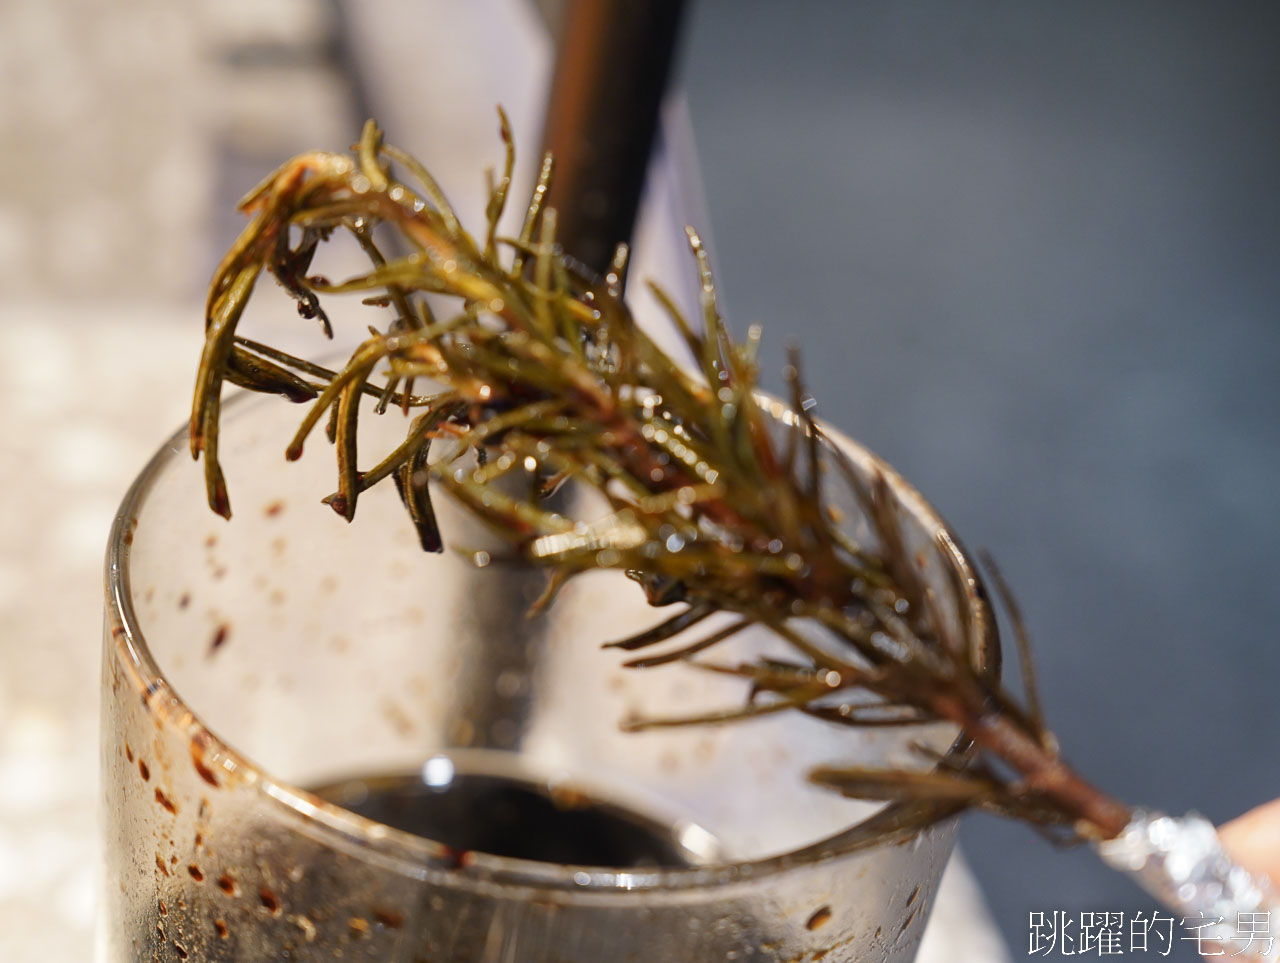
101;386;995;961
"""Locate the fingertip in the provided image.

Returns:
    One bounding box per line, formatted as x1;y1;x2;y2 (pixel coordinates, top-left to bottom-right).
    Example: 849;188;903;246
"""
1221;797;1280;880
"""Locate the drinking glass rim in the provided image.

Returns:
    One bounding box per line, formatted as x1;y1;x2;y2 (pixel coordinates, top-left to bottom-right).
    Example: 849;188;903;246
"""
105;389;998;895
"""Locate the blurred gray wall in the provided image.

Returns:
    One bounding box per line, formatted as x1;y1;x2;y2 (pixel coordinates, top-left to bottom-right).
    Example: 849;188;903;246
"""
679;2;1280;957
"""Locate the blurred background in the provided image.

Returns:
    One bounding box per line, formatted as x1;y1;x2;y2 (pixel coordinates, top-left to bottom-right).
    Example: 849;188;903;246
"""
1;1;1278;959
680;3;1280;959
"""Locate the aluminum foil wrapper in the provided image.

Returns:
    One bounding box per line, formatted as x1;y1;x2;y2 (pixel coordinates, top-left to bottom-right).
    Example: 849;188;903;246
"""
1097;809;1279;961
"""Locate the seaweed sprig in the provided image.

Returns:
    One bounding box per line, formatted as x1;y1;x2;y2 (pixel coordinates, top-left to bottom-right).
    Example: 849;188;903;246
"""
192;117;1131;843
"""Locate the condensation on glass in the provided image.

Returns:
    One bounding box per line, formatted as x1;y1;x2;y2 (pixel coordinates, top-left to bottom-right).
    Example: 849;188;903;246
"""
101;388;996;961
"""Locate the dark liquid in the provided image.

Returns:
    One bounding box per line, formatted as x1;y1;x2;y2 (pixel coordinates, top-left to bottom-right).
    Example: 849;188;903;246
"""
310;764;706;869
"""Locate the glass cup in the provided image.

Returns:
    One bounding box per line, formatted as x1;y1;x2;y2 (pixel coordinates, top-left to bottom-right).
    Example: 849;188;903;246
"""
101;385;997;961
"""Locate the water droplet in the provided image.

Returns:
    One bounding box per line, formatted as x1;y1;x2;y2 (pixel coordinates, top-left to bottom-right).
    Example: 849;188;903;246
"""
473;551;491;568
422;754;454;789
495;670;524;698
523;456;538;472
665;533;686;553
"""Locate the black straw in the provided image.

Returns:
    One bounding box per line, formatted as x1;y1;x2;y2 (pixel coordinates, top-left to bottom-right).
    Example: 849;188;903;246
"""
539;0;687;277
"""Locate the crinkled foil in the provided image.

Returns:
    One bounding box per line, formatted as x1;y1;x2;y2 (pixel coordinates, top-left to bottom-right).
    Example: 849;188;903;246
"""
1097;810;1279;961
